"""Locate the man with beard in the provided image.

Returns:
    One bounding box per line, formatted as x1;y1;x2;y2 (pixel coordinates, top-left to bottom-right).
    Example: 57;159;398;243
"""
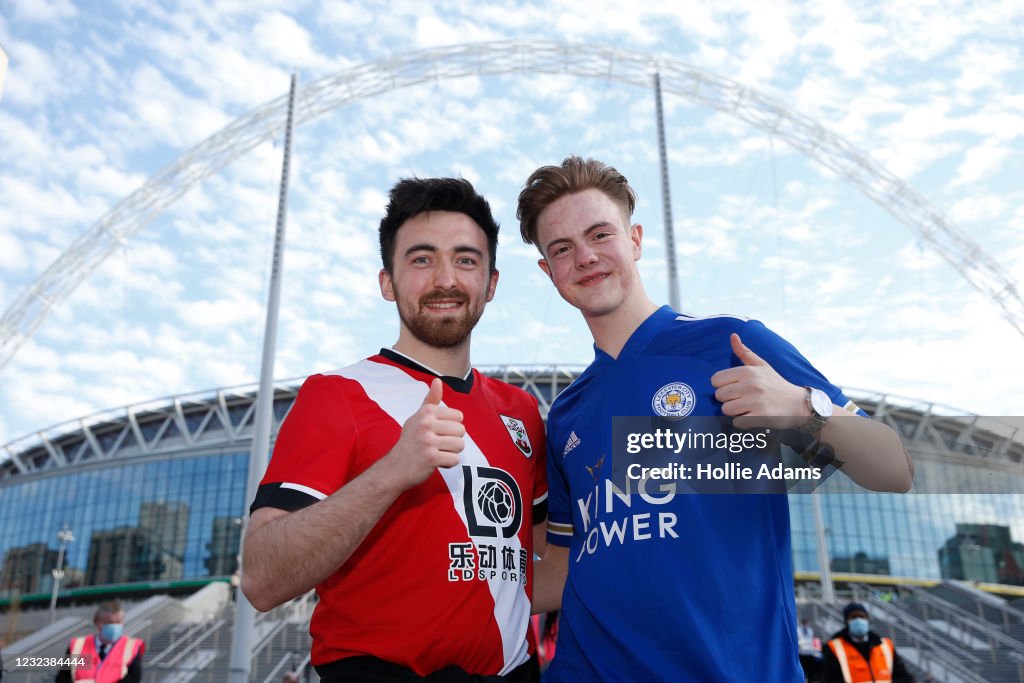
242;178;547;683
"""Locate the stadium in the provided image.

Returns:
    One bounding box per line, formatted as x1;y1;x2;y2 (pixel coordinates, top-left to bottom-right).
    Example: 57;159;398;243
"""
2;371;1024;681
2;35;1023;683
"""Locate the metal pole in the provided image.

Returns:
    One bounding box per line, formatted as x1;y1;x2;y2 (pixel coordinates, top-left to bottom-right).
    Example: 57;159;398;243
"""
653;71;681;312
48;525;74;624
229;72;298;683
811;491;835;603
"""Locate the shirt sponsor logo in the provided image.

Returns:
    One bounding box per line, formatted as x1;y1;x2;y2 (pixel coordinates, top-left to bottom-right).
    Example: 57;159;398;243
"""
500;414;533;457
573;479;680;563
448;465;527;585
563;430;581;456
652;382;696;418
463;465;523;538
447;542;528;585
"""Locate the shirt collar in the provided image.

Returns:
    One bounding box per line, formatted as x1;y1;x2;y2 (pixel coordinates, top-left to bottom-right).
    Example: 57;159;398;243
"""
593;305;677;363
378;348;475;394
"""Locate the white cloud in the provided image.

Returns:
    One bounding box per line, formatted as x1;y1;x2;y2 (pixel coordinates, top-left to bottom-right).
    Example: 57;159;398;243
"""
413;14;501;47
122;64;233;147
357;188;388;215
804;0;889;78
0;39;60;107
1;0;1022;449
319;1;375;30
0;176;106;237
953;143;1011;186
734;2;798;84
8;0;77;24
251;12;332;70
0;231;26;271
954;41;1020;94
948;194;1008;226
75;165;148;200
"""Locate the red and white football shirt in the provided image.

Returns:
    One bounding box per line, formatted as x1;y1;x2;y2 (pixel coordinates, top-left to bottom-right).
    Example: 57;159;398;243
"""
252;350;548;676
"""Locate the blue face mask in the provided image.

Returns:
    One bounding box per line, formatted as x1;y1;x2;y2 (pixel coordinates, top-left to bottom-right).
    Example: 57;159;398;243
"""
100;623;123;643
848;617;870;638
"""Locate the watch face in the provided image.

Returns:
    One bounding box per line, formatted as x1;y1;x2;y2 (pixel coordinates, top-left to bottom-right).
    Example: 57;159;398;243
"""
810;388;833;417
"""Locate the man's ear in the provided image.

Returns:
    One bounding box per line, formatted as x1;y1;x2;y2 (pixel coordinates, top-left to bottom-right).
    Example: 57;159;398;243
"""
631;223;643;260
379;268;395;301
537;258;552;281
486;269;499;302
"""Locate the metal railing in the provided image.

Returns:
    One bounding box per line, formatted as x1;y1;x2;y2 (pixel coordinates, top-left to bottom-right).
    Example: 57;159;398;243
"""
847;585;990;683
905;585;1024;663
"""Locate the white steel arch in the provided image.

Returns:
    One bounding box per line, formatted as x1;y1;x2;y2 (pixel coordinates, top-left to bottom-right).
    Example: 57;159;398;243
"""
1;40;1020;373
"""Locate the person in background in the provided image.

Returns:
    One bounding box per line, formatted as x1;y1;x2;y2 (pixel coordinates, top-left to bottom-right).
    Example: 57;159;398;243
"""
56;600;143;682
798;618;822;682
823;602;914;683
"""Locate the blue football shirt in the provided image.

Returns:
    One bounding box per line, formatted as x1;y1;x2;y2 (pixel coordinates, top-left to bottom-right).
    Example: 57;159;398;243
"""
544;306;862;682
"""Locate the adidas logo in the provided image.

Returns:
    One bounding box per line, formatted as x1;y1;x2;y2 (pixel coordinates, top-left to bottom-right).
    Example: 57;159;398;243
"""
563;431;581;456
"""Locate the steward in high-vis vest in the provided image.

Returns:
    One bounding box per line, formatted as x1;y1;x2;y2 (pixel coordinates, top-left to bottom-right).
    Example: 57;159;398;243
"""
56;600;144;683
822;602;914;683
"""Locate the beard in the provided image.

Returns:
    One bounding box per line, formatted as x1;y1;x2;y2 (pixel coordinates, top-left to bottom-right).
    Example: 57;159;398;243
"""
395;287;484;348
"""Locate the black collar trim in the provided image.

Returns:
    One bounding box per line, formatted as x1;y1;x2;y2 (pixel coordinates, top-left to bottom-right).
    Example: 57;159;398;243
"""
379;348;475;394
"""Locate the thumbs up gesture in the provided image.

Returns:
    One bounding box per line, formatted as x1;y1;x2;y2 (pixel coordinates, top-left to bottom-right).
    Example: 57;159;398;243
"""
710;333;808;428
385;378;466;490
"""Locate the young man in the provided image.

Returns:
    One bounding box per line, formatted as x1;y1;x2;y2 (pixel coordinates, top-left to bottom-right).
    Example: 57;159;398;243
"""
243;178;547;682
56;601;144;683
823;603;914;683
518;157;913;682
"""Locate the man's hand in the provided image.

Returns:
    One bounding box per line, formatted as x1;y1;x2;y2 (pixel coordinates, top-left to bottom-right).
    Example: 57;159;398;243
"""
709;332;913;492
382;377;465;490
711;333;807;427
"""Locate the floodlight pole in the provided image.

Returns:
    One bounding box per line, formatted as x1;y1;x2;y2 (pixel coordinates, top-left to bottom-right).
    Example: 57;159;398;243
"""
654;71;681;312
48;525;75;624
812;491;835;603
229;72;298;683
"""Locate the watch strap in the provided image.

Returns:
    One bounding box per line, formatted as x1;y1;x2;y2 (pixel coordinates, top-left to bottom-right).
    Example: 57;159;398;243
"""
799;387;829;435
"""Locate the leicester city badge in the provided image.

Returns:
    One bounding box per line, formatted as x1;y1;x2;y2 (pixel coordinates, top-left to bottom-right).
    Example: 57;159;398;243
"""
652;382;696;418
500;415;533;457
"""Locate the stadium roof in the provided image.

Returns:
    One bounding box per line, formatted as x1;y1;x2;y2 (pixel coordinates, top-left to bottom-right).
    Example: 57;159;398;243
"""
1;366;1021;481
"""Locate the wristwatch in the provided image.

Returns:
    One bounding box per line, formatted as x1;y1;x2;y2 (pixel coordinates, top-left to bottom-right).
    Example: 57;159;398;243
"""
799;387;833;435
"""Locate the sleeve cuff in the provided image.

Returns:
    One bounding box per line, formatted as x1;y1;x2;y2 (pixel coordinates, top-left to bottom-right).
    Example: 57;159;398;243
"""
546;519;573;547
250;482;326;514
532;491;549;524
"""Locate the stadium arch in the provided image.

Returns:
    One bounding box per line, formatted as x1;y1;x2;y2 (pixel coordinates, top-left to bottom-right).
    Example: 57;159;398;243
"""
0;40;1021;376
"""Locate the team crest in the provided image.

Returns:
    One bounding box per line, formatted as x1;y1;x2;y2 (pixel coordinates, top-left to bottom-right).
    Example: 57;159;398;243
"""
652;382;696;418
500;415;533;457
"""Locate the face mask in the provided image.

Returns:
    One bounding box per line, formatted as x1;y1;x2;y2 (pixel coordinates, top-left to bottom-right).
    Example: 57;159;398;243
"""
100;623;123;643
848;617;869;638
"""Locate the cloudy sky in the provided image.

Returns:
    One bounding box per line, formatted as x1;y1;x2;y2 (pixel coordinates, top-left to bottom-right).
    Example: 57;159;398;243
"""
0;0;1022;451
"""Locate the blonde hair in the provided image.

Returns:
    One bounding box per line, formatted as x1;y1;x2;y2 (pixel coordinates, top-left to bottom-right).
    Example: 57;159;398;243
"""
517;156;636;248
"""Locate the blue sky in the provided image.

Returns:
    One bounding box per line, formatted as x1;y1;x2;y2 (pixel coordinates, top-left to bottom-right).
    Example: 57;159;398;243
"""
0;0;1022;449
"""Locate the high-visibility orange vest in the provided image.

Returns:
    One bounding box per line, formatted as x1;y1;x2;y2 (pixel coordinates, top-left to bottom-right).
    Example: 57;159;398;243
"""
68;634;145;683
827;635;894;683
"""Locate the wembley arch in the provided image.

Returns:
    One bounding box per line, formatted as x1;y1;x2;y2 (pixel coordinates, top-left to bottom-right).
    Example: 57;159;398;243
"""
1;39;1020;373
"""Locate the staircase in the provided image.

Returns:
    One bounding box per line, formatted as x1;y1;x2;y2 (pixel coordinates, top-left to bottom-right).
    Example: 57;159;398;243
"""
1;589;316;682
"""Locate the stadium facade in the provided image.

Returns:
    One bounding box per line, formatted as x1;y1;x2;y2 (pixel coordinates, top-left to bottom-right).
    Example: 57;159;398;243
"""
2;367;1023;608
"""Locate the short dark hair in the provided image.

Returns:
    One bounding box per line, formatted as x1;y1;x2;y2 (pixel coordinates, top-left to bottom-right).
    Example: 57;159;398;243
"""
379;177;499;273
94;600;123;622
517;156;637;248
843;602;868;620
